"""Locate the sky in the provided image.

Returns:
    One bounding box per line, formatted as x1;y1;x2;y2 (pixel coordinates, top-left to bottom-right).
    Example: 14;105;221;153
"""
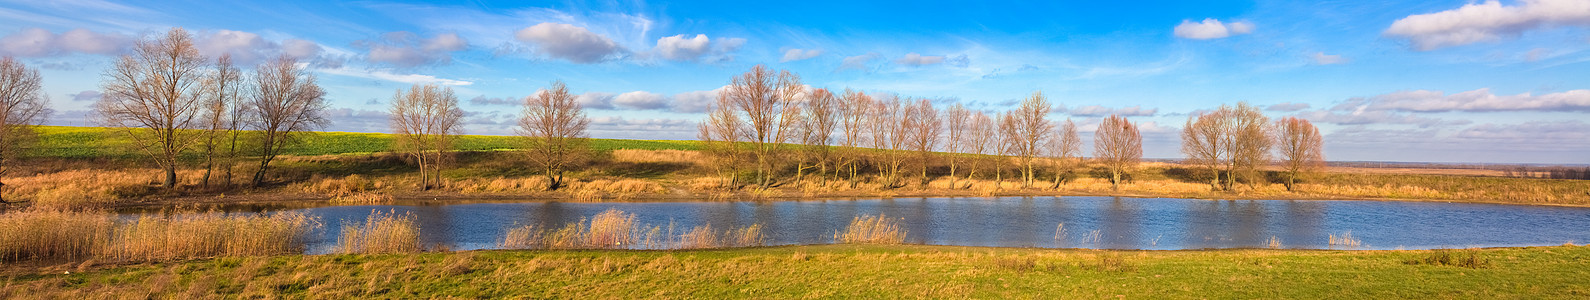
2;0;1588;164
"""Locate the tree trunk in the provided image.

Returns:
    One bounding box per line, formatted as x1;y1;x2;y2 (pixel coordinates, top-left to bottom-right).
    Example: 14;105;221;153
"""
164;165;178;189
252;157;273;188
1111;169;1121;191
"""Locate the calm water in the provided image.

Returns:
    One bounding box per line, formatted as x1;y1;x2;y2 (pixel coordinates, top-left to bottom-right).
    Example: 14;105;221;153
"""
127;197;1590;253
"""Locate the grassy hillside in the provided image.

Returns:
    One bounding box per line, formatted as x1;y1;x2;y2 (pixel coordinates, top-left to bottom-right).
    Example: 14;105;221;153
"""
30;125;700;159
3;244;1587;298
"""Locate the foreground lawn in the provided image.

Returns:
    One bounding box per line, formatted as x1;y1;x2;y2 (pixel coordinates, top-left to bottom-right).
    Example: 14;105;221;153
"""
4;244;1588;298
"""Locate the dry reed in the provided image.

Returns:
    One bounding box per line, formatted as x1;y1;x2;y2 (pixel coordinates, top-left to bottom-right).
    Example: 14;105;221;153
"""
836;214;907;244
0;209;317;262
337;210;422;254
329;192;394;204
1329;231;1362;248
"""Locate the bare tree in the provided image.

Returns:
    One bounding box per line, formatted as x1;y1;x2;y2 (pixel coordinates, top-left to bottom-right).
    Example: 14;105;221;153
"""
0;57;51;203
97;28;209;189
519;81;590;190
904;98;942;186
1181;105;1229;191
1094;115;1141;190
1275;117;1323;191
942;103;970;188
1008;92;1053;188
997;112;1018;187
699;102;744;188
247;55;327;187
797;88;838;184
390;84;463;190
719;65;803;188
1048;118;1081;188
835;89;872;186
198;54;243;188
867;94;908;188
964;111;995;184
1225;102;1271;190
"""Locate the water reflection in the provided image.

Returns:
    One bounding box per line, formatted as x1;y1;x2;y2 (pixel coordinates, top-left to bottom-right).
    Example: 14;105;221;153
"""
123;196;1590;253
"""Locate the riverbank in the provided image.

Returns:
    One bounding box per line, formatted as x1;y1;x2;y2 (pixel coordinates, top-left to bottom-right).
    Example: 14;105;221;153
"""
7;125;1588;209
4;244;1587;298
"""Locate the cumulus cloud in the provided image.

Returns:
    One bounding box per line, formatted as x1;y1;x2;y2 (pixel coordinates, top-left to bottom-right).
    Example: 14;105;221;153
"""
576;92;617;109
354;32;468;68
652;34;744;62
613;91;669;110
780;48;822;62
0;28;131;57
1065;105;1158;117
1335;88;1590;113
1384;0;1590;50
515;22;624;63
188;30;342;67
1265;102;1311;112
317;67;473;86
69;90;102;102
655;34;710;61
838;52;880;71
1173;18;1255;40
469;95;520;106
1312;52;1348;65
669;89;719;113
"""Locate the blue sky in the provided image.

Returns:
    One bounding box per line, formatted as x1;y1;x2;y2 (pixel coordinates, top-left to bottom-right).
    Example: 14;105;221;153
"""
2;0;1588;164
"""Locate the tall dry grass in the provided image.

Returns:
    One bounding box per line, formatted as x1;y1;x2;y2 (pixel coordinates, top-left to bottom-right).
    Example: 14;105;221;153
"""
304;174;381;197
1;169;183;208
0;209;317;262
497;208;765;250
337;210;422;254
836;214;907;244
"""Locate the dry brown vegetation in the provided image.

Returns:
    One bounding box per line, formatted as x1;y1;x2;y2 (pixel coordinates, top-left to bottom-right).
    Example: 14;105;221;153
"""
0;209;315;262
337;210;422;254
498;208;765;250
835;214;907;244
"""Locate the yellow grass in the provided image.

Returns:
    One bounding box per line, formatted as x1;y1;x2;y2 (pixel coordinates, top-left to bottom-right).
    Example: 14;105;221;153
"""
836;214;907;244
303;174;379;197
337;210;422;254
0;209;316;262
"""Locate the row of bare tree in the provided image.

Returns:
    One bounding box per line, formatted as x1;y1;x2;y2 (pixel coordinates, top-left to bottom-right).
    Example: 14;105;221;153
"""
389;80;591;190
700;66;1150;191
1181;103;1325;191
92;28;329;189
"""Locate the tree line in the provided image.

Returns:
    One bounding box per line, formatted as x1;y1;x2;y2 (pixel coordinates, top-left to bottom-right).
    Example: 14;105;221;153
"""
699;65;1327;192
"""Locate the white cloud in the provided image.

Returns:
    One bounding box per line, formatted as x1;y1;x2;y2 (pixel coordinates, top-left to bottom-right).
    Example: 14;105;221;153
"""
468;95;520;106
515;22;624;63
655;34;710;61
1384;0;1590;50
0;28;130;57
717;38;746;52
357;32;468;68
613;91;669;110
1312;52;1348;65
1065;105;1158;117
780;48;822;62
1337;88;1590;113
1173;18;1255;40
195;30;278;64
576;92;616;109
895;52;945;66
320;108;393;133
839;53;880;71
588;116;697;139
317;67;473;86
669;89;720;113
1453;120;1590;141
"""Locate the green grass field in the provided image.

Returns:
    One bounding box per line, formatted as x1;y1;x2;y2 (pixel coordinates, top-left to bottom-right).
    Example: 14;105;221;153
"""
3;244;1587;298
30;125;700;159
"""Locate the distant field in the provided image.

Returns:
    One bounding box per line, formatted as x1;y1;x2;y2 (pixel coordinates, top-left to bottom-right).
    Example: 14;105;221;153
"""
30;125;700;159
